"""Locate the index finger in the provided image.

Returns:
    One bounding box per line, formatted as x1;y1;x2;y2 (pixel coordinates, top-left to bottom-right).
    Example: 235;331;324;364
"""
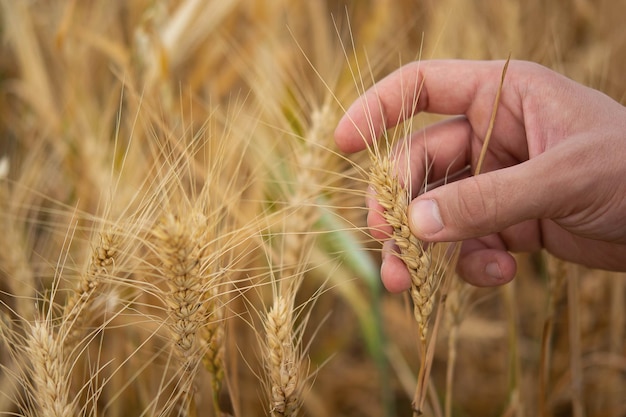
334;59;516;153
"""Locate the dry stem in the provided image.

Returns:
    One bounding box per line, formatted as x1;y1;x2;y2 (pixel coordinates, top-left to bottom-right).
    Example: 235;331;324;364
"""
443;277;473;417
568;268;585;417
540;255;568;417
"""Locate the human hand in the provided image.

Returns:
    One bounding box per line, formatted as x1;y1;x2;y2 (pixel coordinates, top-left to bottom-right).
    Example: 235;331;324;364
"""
334;60;626;291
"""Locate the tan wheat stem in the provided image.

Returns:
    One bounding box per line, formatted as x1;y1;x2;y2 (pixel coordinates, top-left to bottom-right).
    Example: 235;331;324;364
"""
502;280;524;417
443;277;473;417
540;255;567;417
474;55;510;177
567;268;585;417
413;243;460;416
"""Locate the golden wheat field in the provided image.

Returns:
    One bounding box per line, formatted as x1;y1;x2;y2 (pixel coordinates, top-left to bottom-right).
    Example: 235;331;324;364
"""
1;1;625;416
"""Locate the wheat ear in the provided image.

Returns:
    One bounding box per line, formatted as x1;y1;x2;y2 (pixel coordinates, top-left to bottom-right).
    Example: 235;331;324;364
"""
369;153;436;343
61;229;118;350
200;279;226;416
27;319;76;417
152;210;210;416
264;294;302;417
261;104;336;417
369;152;440;416
368;141;445;417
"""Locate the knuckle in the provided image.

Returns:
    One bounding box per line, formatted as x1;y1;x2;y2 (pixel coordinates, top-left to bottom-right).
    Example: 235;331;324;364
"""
452;176;498;234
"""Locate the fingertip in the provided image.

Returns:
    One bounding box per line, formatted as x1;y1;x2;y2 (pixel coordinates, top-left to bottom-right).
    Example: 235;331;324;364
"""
409;198;444;239
457;249;517;287
380;253;412;293
381;240;412;292
333;117;356;153
334;110;370;154
367;190;393;239
367;210;392;240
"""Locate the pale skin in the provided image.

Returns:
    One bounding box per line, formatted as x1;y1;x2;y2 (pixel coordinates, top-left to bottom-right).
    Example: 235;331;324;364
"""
334;59;626;292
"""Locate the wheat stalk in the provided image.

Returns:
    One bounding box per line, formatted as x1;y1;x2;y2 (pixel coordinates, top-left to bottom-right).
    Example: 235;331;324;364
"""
443;277;474;417
540;254;568;417
259;103;337;417
567;267;585;417
368;148;450;416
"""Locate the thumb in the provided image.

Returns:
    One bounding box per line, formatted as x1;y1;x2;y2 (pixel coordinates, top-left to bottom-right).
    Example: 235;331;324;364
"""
408;159;556;242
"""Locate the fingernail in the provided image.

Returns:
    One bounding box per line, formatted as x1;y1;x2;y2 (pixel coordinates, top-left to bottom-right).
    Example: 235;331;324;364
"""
410;199;443;236
485;262;503;280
